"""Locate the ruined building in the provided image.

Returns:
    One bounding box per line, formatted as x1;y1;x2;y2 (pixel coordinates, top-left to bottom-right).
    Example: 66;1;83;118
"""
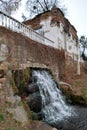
23;6;80;75
0;7;81;82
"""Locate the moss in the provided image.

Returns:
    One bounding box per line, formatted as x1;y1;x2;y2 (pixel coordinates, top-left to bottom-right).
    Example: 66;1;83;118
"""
10;74;18;93
0;113;4;122
61;87;87;105
69;89;87;105
6;128;15;130
18;101;23;106
10;76;15;87
75;81;82;86
6;101;12;107
12;68;31;94
9;68;32;120
60;87;71;99
74;81;85;88
0;107;3;112
70;94;87;105
82;90;87;97
31;111;39;120
81;90;87;101
22;101;32;120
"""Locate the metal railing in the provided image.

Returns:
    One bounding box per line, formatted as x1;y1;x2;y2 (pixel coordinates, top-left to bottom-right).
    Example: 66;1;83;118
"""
0;11;54;47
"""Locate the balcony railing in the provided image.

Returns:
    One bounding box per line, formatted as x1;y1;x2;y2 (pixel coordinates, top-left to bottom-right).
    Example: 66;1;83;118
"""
0;11;54;47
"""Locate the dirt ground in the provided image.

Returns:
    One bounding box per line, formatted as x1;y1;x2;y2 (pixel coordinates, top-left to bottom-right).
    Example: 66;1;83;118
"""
72;74;87;95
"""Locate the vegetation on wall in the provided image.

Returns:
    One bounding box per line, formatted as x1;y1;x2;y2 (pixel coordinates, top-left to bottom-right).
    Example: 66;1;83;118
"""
12;68;31;95
0;27;66;81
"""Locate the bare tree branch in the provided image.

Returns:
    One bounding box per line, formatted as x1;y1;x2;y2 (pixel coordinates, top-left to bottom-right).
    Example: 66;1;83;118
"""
26;0;67;18
37;0;46;12
44;0;49;10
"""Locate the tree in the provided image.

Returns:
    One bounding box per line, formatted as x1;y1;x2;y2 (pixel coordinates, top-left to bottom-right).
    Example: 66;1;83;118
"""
79;36;87;61
81;52;87;61
26;0;67;18
0;0;21;15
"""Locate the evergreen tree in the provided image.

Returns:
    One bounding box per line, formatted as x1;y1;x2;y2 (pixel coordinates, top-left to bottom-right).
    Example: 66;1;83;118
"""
79;36;87;61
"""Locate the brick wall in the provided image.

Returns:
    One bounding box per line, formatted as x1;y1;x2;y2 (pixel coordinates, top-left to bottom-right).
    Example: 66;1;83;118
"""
0;27;66;81
23;7;78;42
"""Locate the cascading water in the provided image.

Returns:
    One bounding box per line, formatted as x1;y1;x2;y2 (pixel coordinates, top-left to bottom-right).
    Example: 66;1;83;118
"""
32;70;74;124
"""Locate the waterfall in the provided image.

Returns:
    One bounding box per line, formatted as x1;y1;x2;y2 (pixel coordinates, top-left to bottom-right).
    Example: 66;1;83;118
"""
32;70;74;124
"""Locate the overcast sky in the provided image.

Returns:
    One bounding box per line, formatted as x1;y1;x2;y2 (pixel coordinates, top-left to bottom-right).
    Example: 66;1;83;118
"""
64;0;87;37
12;0;87;38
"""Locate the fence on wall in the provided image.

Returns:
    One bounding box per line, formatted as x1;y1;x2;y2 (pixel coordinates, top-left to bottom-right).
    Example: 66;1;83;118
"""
0;11;54;47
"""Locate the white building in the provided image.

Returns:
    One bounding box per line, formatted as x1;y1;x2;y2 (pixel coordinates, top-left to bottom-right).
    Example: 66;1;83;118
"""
23;6;80;74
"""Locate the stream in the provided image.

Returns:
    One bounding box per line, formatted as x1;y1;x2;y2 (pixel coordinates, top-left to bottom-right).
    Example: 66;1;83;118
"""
53;105;87;130
27;69;87;130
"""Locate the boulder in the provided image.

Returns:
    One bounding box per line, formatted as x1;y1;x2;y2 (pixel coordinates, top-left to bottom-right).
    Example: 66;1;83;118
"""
26;92;42;112
28;121;57;130
6;106;28;123
26;83;39;94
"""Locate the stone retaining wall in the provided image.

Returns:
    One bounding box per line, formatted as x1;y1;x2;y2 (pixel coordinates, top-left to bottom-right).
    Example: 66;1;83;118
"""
0;26;79;82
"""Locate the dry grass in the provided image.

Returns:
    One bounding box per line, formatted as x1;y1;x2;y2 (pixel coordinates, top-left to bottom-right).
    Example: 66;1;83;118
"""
72;74;87;97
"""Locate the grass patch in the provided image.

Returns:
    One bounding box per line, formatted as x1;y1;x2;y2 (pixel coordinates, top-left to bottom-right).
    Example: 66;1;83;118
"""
18;101;23;106
0;107;3;111
74;81;85;87
75;81;82;86
0;113;4;122
6;128;15;130
82;90;87;99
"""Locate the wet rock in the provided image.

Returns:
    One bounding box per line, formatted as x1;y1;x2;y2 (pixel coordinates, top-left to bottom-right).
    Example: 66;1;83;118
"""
32;76;38;83
38;112;44;120
0;70;5;78
26;83;39;94
28;121;57;130
31;111;40;120
26;92;42;112
27;76;37;84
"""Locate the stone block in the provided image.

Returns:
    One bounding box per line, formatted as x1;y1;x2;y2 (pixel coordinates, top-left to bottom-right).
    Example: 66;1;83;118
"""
0;83;2;89
6;106;28;123
28;121;57;130
0;62;8;70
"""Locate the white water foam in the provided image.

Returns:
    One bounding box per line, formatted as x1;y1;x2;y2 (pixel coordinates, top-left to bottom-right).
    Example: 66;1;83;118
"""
32;70;74;124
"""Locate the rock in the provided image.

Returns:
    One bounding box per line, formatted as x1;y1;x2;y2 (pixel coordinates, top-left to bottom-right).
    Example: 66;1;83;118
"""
26;83;39;94
6;106;28;123
0;44;8;62
0;70;5;78
0;62;8;70
31;111;39;120
26;92;41;112
6;95;21;108
0;78;6;83
28;121;57;130
59;81;72;90
0;83;2;89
